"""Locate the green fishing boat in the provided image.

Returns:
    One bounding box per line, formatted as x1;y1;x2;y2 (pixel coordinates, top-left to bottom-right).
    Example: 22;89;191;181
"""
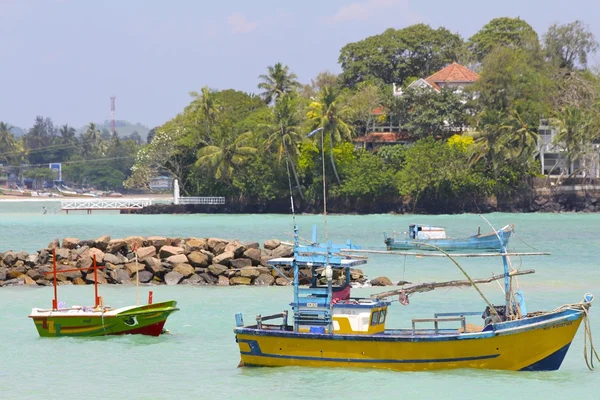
29;249;179;337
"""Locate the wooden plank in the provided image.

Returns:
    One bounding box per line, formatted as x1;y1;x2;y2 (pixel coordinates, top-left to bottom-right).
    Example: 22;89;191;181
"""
339;249;550;257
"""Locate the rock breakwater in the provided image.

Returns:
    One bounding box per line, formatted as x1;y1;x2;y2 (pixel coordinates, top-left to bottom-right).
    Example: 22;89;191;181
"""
0;236;367;287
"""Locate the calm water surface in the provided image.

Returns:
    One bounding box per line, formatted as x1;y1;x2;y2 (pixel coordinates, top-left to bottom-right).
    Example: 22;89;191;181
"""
0;201;599;399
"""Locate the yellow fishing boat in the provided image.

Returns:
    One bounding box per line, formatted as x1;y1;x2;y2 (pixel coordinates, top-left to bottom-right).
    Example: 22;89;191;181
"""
234;226;596;372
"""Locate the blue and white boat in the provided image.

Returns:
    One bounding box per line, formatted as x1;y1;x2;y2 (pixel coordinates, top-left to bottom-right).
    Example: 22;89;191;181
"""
384;224;514;251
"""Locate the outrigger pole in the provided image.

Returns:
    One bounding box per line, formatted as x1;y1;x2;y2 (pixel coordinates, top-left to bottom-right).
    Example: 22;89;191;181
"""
371;269;535;301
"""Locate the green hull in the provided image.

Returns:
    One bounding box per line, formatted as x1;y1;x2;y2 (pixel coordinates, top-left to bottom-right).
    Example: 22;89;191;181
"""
30;301;179;337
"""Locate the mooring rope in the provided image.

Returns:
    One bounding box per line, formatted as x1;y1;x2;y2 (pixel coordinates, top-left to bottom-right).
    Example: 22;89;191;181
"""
551;294;598;371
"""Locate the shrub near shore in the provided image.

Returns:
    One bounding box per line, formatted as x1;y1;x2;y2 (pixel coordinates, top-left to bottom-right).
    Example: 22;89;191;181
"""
0;236;367;287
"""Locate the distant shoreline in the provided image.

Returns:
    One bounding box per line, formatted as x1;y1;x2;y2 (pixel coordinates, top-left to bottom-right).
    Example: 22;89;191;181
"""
0;194;173;203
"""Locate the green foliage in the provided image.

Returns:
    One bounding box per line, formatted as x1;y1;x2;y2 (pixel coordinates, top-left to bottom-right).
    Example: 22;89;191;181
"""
397;138;493;209
63;163;126;190
337;151;396;198
0;122;22;165
388;87;471;138
468;17;540;62
339;24;463;87
377;145;405;170
232;156;280;204
543;20;599;70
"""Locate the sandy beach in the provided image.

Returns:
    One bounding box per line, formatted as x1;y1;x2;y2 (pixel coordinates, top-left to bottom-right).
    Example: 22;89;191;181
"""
0;193;173;202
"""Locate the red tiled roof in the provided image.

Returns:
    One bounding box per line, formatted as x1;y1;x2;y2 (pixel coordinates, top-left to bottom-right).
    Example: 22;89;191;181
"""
371;106;386;115
424;62;479;90
353;132;412;143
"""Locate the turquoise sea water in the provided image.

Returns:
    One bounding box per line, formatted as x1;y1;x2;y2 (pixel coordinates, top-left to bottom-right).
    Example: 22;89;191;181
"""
1;201;600;399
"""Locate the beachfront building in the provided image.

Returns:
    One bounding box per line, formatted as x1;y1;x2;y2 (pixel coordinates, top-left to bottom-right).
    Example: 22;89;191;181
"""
354;62;479;151
393;62;480;97
537;119;600;178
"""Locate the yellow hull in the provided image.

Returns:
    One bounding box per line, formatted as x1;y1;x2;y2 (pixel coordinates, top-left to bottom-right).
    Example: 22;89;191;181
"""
236;310;583;371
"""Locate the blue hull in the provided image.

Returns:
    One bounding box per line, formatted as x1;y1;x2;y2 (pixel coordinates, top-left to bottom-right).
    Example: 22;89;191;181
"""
385;228;512;251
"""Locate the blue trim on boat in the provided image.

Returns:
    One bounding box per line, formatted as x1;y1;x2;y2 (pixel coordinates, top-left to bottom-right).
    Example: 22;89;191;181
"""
235;309;583;343
239;339;500;364
520;343;572;371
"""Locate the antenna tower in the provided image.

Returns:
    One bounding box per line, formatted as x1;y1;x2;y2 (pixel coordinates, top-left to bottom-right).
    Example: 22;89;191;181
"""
110;96;116;136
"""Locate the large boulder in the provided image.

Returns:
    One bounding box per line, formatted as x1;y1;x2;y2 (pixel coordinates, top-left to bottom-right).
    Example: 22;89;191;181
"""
186;238;208;251
137;270;154;283
82;248;105;264
8;265;26;279
230;258;252;269
187;251;210;268
104;253;128;265
208;264;228;276
2;251;17;266
207;238;228;252
213;251;234;266
110;268;131;284
254;273;275;286
199;272;217;284
263;239;281;250
72;277;87;285
230;276;251;285
47;239;60;249
146;236;167;248
106;239;127;253
136;246;156;260
0;268;7;281
143;257;165;275
62;238;79;249
243;241;259;250
370;276;393;286
272;245;293;258
125;262;145;276
164;271;183;285
224;241;246;258
124;236;145;251
38;249;49;265
94;235;111;251
240;267;261;278
182;274;206;285
173;263;195;278
217;276;230;286
243;248;261;265
26;268;43;281
19;274;37;285
275;277;290;286
166;254;188;264
76;256;93;270
159;246;184;258
85;271;108;284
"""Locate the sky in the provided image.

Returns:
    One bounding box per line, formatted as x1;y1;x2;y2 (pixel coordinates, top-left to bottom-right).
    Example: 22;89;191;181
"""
1;0;599;130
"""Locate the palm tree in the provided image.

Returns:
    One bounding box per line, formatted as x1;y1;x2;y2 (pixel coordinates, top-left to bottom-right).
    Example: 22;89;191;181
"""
0;122;21;165
189;86;220;141
468;109;538;177
258;63;299;105
308;86;353;184
82;123;100;157
264;93;305;199
551;106;595;177
195;131;257;181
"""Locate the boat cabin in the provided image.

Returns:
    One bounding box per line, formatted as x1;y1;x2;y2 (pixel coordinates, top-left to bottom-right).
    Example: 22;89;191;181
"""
331;300;389;334
409;224;446;240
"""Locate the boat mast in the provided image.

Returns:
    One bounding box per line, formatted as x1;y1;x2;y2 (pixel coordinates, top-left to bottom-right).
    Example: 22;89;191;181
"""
52;248;58;310
500;229;511;320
